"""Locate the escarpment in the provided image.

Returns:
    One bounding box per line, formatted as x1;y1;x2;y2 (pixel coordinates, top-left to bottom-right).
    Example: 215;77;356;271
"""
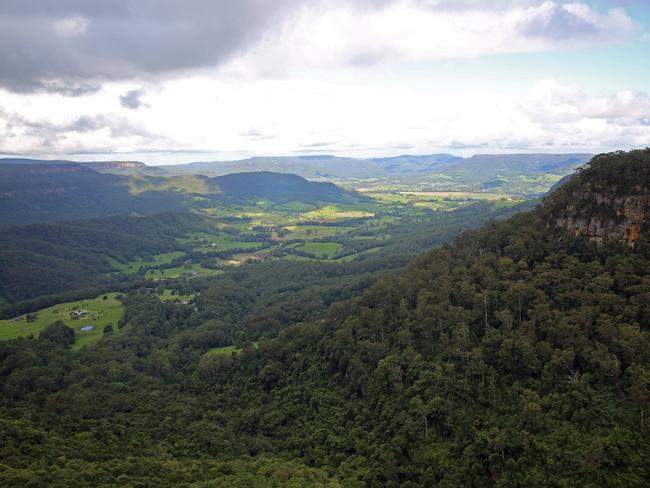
547;149;650;246
556;191;650;245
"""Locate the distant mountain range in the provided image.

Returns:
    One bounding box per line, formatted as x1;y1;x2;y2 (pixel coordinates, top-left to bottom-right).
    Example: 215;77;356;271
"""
0;160;362;225
158;153;593;181
0;152;593;181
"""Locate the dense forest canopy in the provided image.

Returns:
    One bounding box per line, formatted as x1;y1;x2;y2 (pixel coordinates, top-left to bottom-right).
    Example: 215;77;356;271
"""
0;150;649;487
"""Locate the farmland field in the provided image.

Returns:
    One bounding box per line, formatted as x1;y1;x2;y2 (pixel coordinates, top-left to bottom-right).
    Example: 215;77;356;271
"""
145;263;223;279
108;251;186;274
0;293;124;350
28;186;524;298
292;242;345;258
205;345;242;356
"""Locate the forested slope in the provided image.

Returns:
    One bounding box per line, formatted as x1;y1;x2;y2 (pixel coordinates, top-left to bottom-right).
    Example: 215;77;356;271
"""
0;150;648;487
0;212;207;306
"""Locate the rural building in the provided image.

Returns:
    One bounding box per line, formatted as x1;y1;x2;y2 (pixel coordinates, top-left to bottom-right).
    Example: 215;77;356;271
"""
70;310;88;320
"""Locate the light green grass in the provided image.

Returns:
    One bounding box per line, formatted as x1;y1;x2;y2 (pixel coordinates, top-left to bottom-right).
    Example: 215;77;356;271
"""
301;205;374;220
179;232;266;253
205;345;242;356
0;293;123;350
108;251;185;274
293;242;344;258
145;263;223;279
205;342;259;356
282;225;354;240
157;289;196;302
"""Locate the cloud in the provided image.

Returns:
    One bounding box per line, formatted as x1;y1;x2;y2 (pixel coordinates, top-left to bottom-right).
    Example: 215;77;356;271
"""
0;0;302;93
0;107;164;154
222;1;640;79
52;15;90;38
0;1;642;93
519;2;635;41
5;74;649;158
120;89;147;110
524;78;650;125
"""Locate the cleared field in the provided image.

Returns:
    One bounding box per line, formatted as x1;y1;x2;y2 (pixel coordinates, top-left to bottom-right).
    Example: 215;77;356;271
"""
281;225;354;240
180;232;267;253
157;289;196;302
293;242;344;258
145;263;222;280
205;345;242;356
108;251;185;274
399;191;512;200
301;205;374;220
0;293;123;350
205;342;258;356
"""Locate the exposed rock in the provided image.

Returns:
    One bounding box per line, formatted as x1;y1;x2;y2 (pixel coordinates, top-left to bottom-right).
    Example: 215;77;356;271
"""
82;161;145;171
556;192;650;246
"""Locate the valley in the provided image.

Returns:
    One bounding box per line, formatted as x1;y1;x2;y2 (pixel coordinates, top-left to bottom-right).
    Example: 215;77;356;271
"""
3;3;648;485
0;150;648;487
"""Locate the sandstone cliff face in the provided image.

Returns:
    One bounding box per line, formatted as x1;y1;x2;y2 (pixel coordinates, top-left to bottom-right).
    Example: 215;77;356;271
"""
84;161;145;171
556;192;650;246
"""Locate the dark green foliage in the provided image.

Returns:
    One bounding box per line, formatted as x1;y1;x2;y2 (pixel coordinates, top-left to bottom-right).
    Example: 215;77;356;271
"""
0;163;190;225
0;212;207;306
39;321;75;348
544;148;650;220
212;171;362;203
0;162;368;226
0;151;648;486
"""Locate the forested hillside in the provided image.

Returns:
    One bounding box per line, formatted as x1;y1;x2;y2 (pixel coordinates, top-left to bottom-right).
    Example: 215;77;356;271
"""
0;162;364;225
0;163;190;225
0;150;648;487
0;213;208;306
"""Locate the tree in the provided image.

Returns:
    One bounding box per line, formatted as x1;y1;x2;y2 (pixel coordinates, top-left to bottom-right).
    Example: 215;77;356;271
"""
40;320;75;348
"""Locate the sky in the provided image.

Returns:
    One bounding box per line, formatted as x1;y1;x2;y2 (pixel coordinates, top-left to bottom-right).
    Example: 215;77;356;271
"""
0;0;649;164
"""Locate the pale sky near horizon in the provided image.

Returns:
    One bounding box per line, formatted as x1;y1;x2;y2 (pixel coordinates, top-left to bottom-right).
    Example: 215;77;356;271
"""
0;0;649;164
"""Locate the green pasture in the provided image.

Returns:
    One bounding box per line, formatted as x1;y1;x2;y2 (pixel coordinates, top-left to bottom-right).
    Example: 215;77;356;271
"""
282;225;354;240
205;345;242;356
301;205;374;220
108;251;185;274
157;289;196;302
205;342;258;356
292;242;345;259
145;263;223;280
0;293;124;350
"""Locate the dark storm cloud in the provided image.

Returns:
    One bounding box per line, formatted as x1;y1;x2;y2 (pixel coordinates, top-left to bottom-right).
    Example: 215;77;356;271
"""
0;0;304;94
120;89;147;110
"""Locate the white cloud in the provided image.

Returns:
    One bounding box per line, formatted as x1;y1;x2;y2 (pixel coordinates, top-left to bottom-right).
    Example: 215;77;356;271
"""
2;75;648;159
0;2;647;159
223;1;639;78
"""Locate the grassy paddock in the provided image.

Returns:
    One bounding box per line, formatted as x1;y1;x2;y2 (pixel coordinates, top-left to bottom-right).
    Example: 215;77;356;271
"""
205;345;242;356
145;263;223;280
0;293;124;350
292;242;345;259
108;251;186;274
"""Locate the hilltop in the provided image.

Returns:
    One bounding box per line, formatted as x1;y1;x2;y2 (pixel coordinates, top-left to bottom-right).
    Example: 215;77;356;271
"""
161;153;593;193
545;149;650;245
0;161;363;225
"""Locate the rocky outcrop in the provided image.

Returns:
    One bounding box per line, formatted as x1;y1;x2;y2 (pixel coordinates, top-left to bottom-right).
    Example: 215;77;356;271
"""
82;161;145;171
556;192;650;246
